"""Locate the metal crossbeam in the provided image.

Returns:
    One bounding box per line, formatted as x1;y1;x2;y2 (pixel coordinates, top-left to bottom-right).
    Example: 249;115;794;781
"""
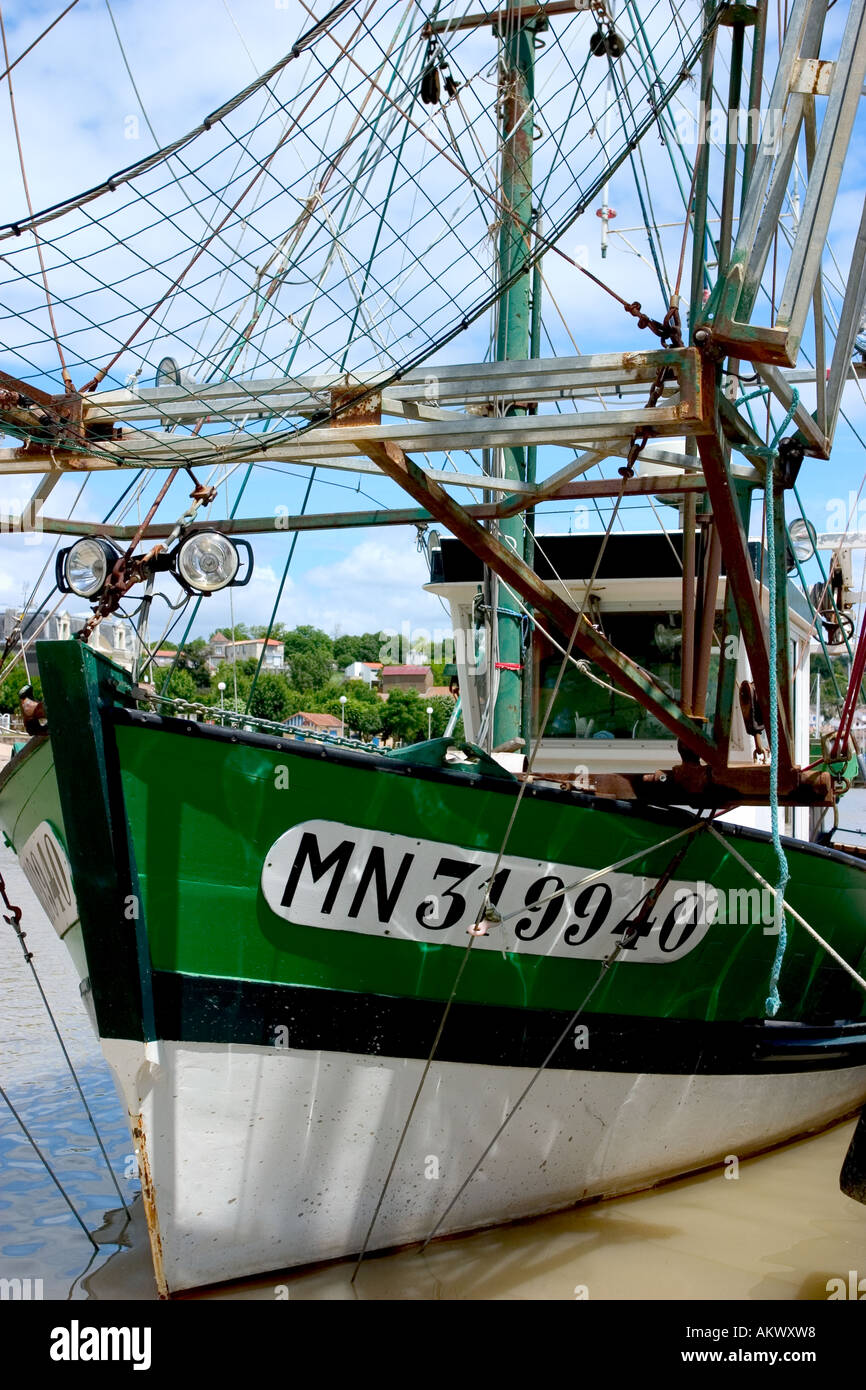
696;426;793;766
79;349;687;426
360;437;720;765
3;390;707;472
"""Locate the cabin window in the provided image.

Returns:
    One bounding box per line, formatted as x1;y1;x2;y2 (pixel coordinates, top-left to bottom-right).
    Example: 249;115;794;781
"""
535;611;718;740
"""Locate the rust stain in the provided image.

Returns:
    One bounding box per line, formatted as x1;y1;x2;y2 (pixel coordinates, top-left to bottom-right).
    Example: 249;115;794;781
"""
133;1117;169;1299
621;352;648;372
330;387;381;426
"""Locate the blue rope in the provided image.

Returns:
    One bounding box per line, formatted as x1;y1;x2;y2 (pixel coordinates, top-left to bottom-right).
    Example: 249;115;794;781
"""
754;391;799;1017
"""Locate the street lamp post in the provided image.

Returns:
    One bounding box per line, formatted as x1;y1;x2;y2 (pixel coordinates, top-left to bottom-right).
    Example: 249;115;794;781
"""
426;704;433;740
340;693;347;738
217;681;226;720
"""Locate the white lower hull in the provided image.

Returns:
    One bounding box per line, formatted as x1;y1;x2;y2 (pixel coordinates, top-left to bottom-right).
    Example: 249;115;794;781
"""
104;1038;866;1295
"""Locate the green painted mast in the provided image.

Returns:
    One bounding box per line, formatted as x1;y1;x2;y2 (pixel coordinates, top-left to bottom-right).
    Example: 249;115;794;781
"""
491;10;537;748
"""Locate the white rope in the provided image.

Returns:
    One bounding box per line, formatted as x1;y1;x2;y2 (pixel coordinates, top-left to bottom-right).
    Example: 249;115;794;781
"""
706;823;866;995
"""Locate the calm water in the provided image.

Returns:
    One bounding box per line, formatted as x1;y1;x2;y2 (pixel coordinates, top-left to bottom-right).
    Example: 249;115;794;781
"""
2;783;865;1302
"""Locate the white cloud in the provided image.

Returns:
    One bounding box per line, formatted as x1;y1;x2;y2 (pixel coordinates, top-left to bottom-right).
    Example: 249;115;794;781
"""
250;533;449;638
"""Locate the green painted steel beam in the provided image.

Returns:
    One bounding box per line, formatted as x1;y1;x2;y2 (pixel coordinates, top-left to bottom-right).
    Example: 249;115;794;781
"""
492;15;536;748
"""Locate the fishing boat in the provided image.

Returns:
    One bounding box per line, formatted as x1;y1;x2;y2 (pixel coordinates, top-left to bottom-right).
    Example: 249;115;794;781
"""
2;0;866;1296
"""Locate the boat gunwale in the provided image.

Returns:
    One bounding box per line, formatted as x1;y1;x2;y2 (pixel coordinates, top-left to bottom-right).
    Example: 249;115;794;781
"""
108;705;866;876
0;732;50;798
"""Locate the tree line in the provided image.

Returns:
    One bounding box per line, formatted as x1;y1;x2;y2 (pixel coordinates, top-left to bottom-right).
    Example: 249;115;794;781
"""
0;623;459;746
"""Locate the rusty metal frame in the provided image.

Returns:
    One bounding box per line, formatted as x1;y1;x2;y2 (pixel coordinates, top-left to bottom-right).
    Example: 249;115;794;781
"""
360;437;720;764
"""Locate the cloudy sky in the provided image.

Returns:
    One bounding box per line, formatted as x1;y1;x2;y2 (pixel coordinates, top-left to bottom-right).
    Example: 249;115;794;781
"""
0;0;864;643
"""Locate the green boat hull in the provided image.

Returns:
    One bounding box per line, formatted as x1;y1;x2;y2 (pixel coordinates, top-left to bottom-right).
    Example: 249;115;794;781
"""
3;640;866;1292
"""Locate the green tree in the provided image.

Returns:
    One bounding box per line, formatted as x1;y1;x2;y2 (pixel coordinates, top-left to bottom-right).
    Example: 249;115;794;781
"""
339;678;378;704
289;648;332;691
248;672;294;723
381;687;426;744
0;663;42;717
168;667;198;703
333;633;361;667
283;625;333;692
200;661;253;708
344;699;383;739
813;653;850;716
179;636;213;691
334;631;387;665
428;695;455;737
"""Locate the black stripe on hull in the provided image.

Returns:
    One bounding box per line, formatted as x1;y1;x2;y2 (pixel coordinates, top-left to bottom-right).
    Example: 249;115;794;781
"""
151;971;866;1075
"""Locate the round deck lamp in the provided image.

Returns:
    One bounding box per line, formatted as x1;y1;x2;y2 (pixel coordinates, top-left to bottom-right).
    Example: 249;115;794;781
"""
172;531;250;594
56;537;120;598
788;517;817;565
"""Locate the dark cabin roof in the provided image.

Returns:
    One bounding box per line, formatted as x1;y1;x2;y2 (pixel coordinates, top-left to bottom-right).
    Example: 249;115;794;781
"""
428;532;810;621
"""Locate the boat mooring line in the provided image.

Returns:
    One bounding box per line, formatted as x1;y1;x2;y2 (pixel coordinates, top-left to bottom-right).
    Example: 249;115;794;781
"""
0;1084;99;1251
418;947;625;1255
495;819;707;928
417;819;715;1250
0;872;132;1215
706;825;866;997
349;932;479;1284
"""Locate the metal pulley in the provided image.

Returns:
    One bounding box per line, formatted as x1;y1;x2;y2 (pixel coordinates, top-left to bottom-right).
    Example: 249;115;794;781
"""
589;26;625;58
739;680;768;763
421;63;440;105
809;556;855;647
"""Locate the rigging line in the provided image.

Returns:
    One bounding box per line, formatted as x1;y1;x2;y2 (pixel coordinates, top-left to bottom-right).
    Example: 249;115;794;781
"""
4;18;718;428
102;0;236;376
244;469;317;713
418;819;715;1252
0;213;324;437
536;316;621;531
479;472;636;914
336;42;425;367
217;8;420;380
295;0;705;329
607;57;671;302
492;822;708;927
81;0;381;392
3;895;130;1214
419;952;628;1251
0;3;73;391
104;0;278;298
0;591;68;686
156;455;262;696
0;0;362;241
103;0;159;147
238;38;422;706
349;925;480;1284
706;824;866;996
0;467;142;685
535;265;610;413
16;474;90;627
22;55;715;470
0;1083;99;1251
0;0;80;83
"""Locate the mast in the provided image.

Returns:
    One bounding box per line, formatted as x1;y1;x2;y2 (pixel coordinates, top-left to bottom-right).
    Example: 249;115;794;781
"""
491;5;537;749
